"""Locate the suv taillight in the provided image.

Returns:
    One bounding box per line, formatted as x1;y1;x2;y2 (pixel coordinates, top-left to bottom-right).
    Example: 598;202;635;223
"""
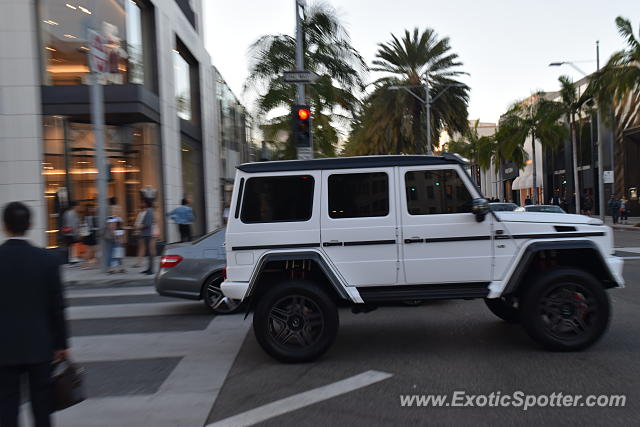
160;255;183;268
222;267;227;279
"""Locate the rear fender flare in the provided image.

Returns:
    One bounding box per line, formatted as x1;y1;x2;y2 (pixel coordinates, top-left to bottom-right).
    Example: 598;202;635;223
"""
246;250;350;302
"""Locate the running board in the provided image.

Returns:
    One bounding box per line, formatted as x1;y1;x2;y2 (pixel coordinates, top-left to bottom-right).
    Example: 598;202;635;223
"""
357;283;490;303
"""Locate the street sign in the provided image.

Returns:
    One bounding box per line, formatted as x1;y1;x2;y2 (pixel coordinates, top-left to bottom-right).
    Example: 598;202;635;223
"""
603;170;614;184
283;70;320;84
87;29;108;74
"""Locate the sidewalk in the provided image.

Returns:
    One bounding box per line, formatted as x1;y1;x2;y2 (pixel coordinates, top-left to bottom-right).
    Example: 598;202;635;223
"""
603;216;640;232
62;257;160;288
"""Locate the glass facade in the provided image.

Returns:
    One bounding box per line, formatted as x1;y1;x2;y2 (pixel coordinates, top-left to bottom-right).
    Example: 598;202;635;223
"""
174;50;192;121
42;117;164;248
40;0;147;86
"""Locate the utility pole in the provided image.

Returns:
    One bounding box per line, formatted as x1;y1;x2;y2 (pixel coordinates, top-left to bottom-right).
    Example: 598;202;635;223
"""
88;0;108;271
595;40;606;220
295;0;312;159
425;71;432;155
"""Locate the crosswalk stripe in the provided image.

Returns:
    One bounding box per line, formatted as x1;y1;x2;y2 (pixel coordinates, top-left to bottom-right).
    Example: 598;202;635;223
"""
67;301;203;320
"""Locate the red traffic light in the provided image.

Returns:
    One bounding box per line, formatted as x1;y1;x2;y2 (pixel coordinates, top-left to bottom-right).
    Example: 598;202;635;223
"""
297;108;310;120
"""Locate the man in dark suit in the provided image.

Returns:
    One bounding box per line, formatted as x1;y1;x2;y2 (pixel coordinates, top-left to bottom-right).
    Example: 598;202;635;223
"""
0;202;70;427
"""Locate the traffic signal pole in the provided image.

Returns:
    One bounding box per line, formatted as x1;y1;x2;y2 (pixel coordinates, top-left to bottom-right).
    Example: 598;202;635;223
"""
295;0;312;159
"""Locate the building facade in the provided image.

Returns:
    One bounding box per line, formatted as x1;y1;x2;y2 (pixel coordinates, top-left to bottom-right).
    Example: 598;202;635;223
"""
1;0;225;246
214;67;253;211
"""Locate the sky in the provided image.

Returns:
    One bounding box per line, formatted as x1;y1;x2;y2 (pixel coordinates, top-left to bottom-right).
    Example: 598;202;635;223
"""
204;0;637;125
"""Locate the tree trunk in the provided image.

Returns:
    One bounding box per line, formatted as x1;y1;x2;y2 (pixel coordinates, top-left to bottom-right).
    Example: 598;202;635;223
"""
571;113;581;214
531;128;538;204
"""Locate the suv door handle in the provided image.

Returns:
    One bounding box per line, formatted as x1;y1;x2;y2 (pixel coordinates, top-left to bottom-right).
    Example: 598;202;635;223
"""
323;241;343;247
404;237;424;244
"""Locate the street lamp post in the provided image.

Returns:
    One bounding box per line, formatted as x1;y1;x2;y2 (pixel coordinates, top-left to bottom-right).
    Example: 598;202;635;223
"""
389;80;464;155
549;44;605;219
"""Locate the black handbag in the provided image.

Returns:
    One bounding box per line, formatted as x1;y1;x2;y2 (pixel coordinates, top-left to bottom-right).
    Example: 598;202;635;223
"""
51;360;86;411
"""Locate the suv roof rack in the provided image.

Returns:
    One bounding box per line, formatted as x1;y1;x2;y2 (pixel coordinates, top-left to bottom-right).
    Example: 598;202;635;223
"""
237;155;465;173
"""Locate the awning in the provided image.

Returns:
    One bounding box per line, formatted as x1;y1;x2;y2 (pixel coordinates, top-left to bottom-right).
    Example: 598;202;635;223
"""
512;173;542;190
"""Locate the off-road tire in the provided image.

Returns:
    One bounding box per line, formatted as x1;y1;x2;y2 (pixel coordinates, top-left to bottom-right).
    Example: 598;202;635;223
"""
520;268;610;351
253;280;338;363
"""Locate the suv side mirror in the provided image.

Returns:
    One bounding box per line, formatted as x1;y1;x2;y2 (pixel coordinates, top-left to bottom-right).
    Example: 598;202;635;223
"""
472;198;490;222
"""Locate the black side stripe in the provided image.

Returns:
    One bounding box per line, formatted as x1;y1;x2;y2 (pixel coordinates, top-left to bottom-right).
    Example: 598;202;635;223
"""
232;243;320;251
425;236;491;243
510;232;605;239
343;240;396;246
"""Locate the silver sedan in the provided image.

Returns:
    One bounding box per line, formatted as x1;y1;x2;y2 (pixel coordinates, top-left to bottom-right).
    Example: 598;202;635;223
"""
154;227;242;314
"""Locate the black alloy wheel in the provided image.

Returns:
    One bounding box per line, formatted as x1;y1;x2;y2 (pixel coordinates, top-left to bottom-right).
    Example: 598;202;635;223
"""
203;274;242;314
253;280;338;363
520;269;610;351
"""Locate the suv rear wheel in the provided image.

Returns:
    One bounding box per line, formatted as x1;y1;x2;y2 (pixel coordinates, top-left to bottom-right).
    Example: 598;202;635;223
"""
520;268;610;351
253;280;338;363
484;297;519;323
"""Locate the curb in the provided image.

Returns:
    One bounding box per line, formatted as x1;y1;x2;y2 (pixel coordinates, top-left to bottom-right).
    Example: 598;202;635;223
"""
611;224;640;232
63;278;155;290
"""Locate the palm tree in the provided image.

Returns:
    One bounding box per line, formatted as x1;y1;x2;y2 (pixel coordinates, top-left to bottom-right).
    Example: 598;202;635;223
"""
585;16;640;196
496;93;568;204
343;28;469;155
445;120;495;185
559;76;582;213
245;2;366;158
588;17;640;112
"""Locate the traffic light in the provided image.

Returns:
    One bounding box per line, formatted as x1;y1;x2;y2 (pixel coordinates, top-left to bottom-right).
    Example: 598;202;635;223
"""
292;104;311;148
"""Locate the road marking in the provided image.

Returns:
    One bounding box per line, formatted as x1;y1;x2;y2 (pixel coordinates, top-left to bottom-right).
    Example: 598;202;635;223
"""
206;370;393;427
48;314;251;427
66;287;157;298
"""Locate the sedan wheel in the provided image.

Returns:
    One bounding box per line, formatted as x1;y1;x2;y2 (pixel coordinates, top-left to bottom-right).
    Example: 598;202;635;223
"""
203;275;242;314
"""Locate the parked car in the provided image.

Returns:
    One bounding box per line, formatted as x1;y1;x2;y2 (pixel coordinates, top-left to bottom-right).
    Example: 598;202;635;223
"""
489;202;518;212
222;154;622;363
516;205;566;213
155;227;242;314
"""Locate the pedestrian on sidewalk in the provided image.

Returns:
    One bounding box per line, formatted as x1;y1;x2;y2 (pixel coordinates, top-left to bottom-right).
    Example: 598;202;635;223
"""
140;199;156;275
0;202;70;427
619;197;628;224
168;198;195;242
132;206;147;268
608;195;620;224
583;191;593;216
81;204;98;269
61;201;80;264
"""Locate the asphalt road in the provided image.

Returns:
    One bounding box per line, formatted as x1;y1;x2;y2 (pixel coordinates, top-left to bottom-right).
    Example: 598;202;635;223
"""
206;230;640;426
50;230;640;426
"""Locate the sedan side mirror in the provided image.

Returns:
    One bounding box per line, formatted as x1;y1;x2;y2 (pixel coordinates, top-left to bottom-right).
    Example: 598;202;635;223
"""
472;198;490;222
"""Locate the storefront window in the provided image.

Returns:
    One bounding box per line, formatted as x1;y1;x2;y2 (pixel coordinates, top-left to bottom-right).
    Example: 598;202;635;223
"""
40;0;148;86
174;49;192;121
42;118;164;248
180;139;205;237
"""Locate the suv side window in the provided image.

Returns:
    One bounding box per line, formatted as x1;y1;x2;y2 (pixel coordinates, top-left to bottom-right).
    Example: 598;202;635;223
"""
405;169;472;215
241;175;314;223
328;172;389;218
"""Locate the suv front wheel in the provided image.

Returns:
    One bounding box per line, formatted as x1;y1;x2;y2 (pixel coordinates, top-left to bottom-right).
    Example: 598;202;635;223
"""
253;280;339;363
520;268;610;351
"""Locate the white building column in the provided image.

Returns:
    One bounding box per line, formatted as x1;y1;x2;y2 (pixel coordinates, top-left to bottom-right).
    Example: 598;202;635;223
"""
0;0;45;245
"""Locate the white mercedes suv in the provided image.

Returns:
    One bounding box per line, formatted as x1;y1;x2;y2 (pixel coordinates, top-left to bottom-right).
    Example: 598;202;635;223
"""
222;155;624;362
